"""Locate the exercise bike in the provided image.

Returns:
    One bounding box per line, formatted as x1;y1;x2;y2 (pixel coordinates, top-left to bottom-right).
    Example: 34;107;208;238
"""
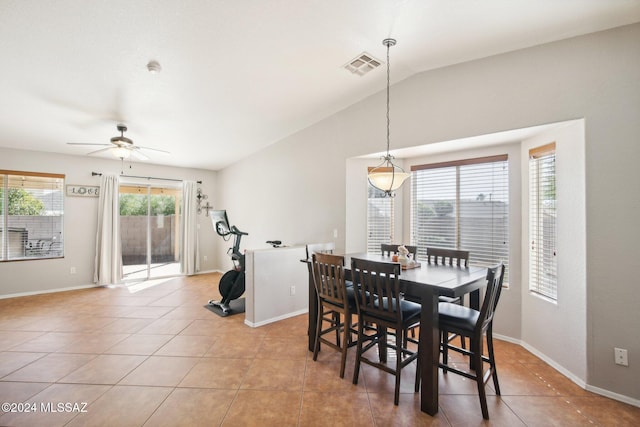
207;210;248;316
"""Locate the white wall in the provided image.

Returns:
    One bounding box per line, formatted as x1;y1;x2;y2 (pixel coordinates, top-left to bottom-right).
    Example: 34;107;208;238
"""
0;147;219;297
520;121;587;383
217;24;640;402
244;245;308;327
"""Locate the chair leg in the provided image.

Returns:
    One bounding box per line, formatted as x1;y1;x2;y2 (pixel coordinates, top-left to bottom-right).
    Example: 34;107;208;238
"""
333;312;341;347
394;332;402;405
312;303;324;361
441;329;449;374
474;337;490;420
487;329;500;395
414;351;421;392
352;317;364;385
458;296;466;349
339;312;350;379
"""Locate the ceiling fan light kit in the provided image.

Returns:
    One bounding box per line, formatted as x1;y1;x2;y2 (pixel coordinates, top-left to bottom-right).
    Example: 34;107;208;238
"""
367;38;410;197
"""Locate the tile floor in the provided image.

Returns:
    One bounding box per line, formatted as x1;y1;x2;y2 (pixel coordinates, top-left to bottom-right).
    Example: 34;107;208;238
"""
1;272;639;426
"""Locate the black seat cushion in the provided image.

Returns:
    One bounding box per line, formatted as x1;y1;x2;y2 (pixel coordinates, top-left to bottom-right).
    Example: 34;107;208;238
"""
375;297;421;323
439;302;479;332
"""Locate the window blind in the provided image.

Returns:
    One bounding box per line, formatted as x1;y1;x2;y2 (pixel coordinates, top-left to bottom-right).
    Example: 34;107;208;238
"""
0;170;65;261
411;155;509;281
367;185;394;253
528;143;557;300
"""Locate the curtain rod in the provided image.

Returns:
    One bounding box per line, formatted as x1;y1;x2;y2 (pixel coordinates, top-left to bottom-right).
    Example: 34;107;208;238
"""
91;172;202;184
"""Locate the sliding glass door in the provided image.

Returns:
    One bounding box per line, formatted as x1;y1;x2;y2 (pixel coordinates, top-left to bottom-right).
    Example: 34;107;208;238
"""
120;183;182;280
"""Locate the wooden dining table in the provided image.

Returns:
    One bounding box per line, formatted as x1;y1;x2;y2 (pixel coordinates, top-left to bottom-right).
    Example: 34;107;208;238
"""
305;252;487;416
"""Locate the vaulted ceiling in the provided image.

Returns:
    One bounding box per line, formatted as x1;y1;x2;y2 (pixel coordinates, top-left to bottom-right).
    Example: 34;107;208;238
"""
1;0;639;170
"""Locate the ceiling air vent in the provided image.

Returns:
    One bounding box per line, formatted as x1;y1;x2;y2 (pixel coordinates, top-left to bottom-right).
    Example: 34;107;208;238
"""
344;52;382;76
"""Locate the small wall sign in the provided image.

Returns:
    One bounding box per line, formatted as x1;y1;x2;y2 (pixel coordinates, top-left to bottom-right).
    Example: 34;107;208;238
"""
66;185;100;197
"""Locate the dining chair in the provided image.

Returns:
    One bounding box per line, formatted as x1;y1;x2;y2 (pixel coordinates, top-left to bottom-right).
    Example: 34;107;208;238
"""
426;247;470;305
350;257;421;405
311;252;357;378
380;243;418;259
306;242;335;259
439;263;505;419
407;247;471;346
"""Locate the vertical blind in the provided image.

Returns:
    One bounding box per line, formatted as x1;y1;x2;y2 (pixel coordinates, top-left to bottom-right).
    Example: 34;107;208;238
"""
528;143;557;300
0;170;65;261
367;185;395;253
411;155;509;281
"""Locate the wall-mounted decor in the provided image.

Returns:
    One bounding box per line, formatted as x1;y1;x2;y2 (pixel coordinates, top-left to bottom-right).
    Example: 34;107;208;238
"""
66;184;100;197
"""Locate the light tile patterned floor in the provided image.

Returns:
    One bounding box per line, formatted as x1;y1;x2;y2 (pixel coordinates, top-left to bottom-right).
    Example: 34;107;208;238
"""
0;272;639;426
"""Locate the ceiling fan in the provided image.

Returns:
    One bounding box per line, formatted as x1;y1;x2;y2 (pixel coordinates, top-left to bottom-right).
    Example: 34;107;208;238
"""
67;124;169;160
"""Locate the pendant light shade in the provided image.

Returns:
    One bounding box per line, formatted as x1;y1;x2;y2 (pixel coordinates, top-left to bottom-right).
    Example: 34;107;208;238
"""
368;163;410;193
367;38;409;197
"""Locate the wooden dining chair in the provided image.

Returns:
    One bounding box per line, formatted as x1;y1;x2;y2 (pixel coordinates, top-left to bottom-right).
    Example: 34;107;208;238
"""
426;246;470;305
306;242;335;259
311;252;357;378
407;247;471;346
439;263;505;419
350;257;421;405
381;243;418;259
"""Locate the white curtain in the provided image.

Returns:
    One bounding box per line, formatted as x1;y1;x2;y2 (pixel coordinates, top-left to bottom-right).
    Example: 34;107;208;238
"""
93;174;122;285
181;180;200;275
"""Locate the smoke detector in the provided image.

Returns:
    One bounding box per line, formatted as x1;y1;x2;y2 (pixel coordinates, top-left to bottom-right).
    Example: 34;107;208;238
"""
147;60;162;74
344;52;382;76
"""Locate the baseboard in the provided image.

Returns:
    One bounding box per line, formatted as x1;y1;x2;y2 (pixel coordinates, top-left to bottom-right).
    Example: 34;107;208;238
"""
585;384;640;408
196;269;225;275
493;333;639;408
0;283;98;300
244;308;308;328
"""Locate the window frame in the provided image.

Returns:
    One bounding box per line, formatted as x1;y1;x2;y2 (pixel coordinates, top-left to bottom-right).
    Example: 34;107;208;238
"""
528;143;557;300
410;154;510;282
1;169;65;262
366;179;395;254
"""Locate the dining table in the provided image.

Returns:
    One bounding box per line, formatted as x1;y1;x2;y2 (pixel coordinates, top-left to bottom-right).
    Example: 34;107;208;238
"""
305;252;488;416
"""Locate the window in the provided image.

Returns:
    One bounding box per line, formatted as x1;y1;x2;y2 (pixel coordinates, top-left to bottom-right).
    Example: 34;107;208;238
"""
0;170;64;261
367;185;394;253
528;143;557;300
411;155;509;280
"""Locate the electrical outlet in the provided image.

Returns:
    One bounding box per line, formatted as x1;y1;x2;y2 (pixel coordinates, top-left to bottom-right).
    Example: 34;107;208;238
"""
70;267;76;274
290;286;296;296
333;229;338;238
203;255;208;262
614;348;629;366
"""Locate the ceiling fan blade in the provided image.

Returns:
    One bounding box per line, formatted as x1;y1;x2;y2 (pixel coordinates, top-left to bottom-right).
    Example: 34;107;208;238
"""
67;142;111;147
130;148;150;161
137;145;171;155
86;147;113;155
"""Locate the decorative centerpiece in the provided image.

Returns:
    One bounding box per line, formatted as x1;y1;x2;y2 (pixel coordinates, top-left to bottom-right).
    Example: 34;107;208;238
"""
397;245;410;266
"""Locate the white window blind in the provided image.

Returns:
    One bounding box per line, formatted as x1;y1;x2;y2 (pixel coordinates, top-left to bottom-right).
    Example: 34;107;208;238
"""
367;185;394;253
411;155;509;280
528;143;557;300
0;170;65;261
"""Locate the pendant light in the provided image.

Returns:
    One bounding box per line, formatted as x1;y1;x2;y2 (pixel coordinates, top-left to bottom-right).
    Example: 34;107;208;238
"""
367;38;410;197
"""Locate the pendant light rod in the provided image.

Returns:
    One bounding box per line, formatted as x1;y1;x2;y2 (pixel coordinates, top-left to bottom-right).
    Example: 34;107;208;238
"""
366;37;410;197
383;38;396;158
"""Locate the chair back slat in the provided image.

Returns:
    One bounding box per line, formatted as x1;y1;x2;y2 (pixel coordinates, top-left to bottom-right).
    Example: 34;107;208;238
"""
351;257;402;323
425;246;469;267
312;253;347;307
478;263;505;332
